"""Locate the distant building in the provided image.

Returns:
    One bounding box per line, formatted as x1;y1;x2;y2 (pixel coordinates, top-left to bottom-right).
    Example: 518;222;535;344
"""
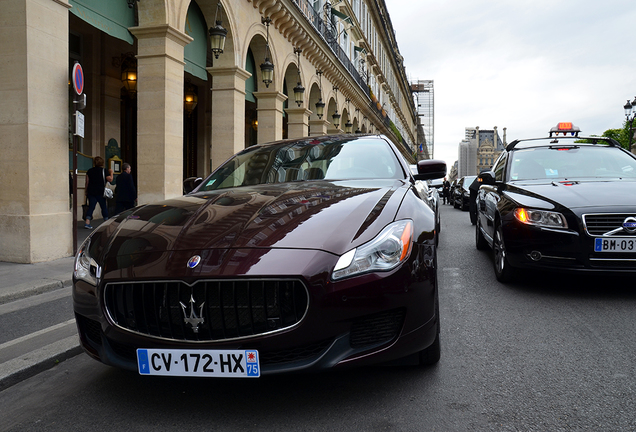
448;160;458;182
457;126;506;177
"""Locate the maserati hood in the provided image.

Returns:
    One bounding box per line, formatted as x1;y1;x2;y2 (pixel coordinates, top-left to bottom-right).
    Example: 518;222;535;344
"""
98;180;407;258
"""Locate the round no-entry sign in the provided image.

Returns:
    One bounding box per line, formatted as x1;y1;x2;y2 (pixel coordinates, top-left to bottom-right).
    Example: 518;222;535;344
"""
72;63;84;95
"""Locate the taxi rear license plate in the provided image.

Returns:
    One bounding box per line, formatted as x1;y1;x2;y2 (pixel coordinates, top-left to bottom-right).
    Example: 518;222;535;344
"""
137;349;260;378
594;238;636;252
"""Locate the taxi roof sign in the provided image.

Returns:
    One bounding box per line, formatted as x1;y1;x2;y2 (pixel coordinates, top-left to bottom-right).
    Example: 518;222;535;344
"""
549;122;580;137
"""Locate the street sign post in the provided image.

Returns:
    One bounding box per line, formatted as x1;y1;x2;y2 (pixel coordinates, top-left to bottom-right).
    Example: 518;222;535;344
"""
72;62;86;254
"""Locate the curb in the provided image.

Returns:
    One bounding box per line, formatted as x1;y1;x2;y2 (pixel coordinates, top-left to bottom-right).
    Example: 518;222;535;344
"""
0;336;82;392
0;278;73;306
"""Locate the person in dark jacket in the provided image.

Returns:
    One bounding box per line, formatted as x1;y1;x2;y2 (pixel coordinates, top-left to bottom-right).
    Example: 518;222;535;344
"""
469;171;488;225
84;156;113;229
442;177;451;204
115;163;137;214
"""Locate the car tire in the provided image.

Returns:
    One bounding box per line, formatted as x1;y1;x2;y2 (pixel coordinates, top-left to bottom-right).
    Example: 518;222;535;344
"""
476;219;488;250
418;294;441;366
493;224;515;283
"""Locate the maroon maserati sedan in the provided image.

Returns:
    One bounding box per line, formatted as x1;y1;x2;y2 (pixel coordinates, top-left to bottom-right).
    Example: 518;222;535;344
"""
73;134;446;378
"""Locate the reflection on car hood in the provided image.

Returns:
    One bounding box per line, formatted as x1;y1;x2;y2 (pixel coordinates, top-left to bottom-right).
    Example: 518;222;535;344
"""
507;179;636;210
103;180;407;256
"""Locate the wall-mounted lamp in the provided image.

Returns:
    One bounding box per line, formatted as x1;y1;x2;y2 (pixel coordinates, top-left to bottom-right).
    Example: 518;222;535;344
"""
260;17;274;88
332;85;340;129
184;81;198;116
121;53;138;96
209;3;228;59
344;98;353;133
315;69;325;119
293;48;305;107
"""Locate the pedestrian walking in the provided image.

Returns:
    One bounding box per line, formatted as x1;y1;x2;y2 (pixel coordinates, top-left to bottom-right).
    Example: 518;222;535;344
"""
115;162;137;214
84;156;113;229
442;177;451;205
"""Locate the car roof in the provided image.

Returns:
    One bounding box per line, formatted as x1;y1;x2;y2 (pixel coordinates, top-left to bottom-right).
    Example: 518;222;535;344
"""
506;136;621;152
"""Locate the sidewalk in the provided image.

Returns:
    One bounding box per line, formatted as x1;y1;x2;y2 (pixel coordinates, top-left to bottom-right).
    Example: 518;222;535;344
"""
0;219;99;305
0;219;106;390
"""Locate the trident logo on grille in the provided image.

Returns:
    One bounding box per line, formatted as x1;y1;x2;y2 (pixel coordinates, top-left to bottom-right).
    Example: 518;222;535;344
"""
179;294;205;333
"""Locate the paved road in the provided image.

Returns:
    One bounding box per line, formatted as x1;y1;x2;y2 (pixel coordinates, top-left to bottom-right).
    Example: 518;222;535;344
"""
2;205;636;431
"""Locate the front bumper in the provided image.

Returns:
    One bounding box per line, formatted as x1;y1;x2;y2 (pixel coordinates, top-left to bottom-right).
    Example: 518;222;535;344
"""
501;221;636;273
73;247;438;374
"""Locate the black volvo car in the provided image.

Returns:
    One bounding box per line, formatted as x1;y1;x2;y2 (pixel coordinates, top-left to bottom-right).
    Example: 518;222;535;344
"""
475;123;636;282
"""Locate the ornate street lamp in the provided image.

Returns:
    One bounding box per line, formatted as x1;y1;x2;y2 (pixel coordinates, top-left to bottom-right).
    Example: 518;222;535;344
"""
625;97;636;148
260;17;274;88
121;54;138;96
344;98;353;133
315;69;325;119
293;48;305;107
332;85;340;129
209;3;228;59
184;82;198;116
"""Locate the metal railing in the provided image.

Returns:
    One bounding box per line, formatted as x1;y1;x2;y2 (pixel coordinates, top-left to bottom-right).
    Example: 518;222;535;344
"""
291;0;368;95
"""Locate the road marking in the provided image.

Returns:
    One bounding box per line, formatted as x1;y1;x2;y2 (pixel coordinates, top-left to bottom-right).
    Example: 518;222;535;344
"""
0;287;70;316
0;319;76;351
441;267;463;289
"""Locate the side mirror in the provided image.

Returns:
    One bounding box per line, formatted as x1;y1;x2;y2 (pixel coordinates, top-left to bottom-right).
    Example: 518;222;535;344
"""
478;171;496;186
183;177;203;194
414;159;447;180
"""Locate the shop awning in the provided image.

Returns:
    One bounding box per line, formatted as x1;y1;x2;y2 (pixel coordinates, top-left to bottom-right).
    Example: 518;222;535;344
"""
331;9;352;23
184;2;208;81
69;0;134;45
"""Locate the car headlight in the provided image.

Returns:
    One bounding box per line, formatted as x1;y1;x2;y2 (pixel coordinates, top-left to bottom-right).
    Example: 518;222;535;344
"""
514;208;568;229
74;238;101;286
332;220;413;280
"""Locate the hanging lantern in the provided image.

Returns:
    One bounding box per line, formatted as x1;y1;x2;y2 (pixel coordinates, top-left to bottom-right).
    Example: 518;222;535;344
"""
121;55;138;96
332;111;341;129
260;17;274;88
184;83;198;116
315;98;325;119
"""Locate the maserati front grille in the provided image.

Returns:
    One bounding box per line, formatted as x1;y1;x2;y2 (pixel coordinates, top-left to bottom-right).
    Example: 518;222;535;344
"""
104;279;308;342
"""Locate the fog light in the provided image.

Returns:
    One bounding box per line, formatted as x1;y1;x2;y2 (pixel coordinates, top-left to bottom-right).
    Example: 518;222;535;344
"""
529;251;542;261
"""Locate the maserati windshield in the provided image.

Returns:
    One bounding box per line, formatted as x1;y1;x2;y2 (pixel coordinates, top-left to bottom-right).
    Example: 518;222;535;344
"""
200;137;405;191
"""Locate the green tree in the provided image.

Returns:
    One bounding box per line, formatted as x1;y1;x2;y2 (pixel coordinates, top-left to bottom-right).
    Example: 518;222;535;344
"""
578;120;633;150
602;120;633;150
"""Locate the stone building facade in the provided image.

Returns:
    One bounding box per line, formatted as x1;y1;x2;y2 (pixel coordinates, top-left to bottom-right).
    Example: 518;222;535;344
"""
0;0;418;263
457;126;505;178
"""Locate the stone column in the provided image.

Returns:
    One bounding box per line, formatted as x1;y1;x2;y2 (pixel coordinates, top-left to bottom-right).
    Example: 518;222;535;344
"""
130;25;192;205
253;91;287;143
0;0;71;263
327;125;342;134
285;107;312;139
309;119;329;136
207;66;251;170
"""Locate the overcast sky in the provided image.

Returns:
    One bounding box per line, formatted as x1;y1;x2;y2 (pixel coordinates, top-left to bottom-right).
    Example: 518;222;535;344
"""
384;0;636;168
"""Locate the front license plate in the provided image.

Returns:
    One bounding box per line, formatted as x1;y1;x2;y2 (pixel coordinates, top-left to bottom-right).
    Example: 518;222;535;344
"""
594;238;636;253
137;349;260;378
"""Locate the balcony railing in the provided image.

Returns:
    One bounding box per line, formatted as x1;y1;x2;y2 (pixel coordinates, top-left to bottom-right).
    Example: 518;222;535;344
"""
291;0;368;95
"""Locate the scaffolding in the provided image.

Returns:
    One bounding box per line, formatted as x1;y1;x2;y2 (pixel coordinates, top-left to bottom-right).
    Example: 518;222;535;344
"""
411;80;434;159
